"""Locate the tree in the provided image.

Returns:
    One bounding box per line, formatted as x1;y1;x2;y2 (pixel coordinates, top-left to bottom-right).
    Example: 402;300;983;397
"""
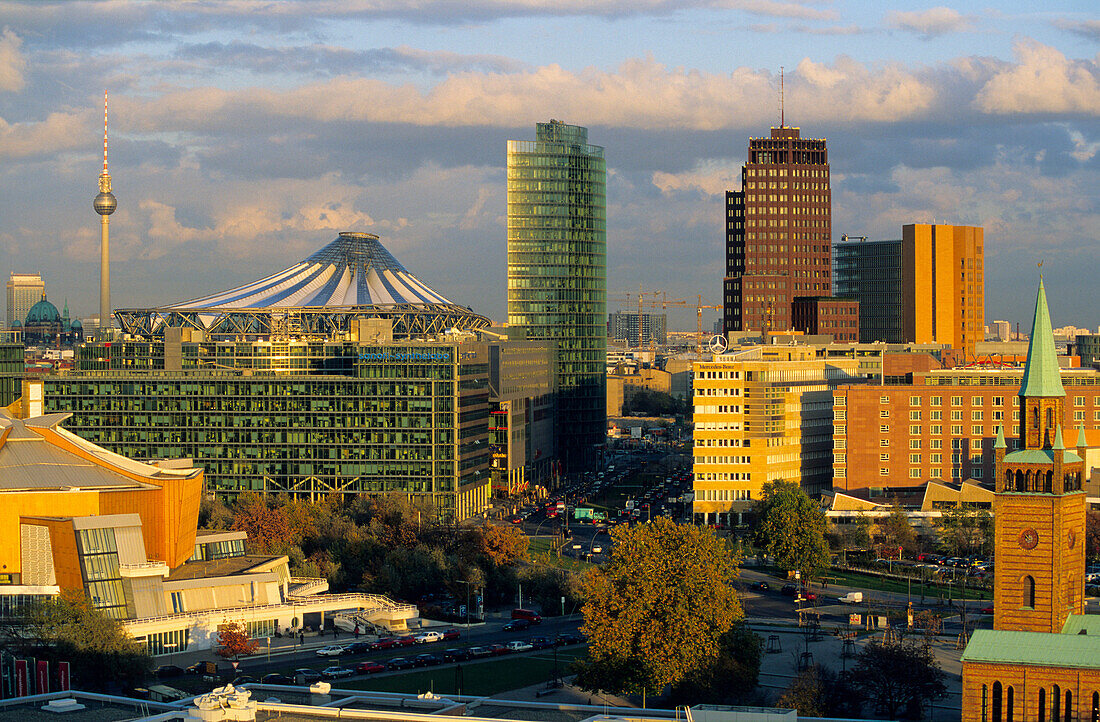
937;506;993;559
475;525;530;567
828;512;871;565
877;504;918;558
848;639;947;719
230;492;292;553
776;665;859;717
20;589;151;691
668;622;762;705
1086;510;1100;564
574;517;743;694
216;622;259;660
752;480;830;579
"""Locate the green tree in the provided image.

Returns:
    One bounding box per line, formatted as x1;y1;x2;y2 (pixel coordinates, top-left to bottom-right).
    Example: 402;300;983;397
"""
752;480;830;579
776;665;858;717
20;589;151;691
937;506;993;559
877;504;918;559
574;517;743;694
849;639;947;719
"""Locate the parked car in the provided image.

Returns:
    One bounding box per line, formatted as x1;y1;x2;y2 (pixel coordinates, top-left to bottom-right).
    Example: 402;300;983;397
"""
503;619;530;632
294;669;323;684
322;666;354;680
442;648;469;662
441;629;461;641
231;675;258;686
505;640;533;652
980;605;995;615
370;637;398;651
386;657;414;670
556;633;584;645
749;581;769;591
356;661;386;674
415;631;444;644
414;653;442;667
488;643;510;656
185;661;217;676
529;636;553;650
154;665;185;678
316;644;346;657
780;584;797;596
261;673;295;685
395;636;417;647
467;646;492;659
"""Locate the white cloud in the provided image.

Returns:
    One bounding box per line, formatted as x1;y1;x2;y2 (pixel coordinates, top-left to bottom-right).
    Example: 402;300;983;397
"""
1052;18;1100;42
975;41;1100;115
0;110;88;159
652;160;742;196
0;28;27;92
885;7;974;39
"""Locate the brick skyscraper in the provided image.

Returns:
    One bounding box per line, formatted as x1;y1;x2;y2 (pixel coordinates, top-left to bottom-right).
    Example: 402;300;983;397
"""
723;126;831;333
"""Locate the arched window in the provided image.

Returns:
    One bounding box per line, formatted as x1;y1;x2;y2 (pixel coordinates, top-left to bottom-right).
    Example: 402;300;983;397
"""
1032;407;1039;429
994;682;1003;722
1024;575;1036;609
1066;691;1073;722
1047;408;1055;430
982;685;989;722
1008;686;1015;722
1016;470;1025;491
1045;470;1053;493
1041;689;1047;722
1091;691;1097;722
1054;684;1061;722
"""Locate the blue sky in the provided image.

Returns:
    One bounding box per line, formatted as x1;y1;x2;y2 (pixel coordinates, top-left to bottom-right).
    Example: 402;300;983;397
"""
0;0;1098;331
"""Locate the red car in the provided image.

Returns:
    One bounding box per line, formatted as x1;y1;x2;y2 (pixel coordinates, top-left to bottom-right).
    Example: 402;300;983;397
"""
356;661;386;674
488;643;510;656
370;638;398;651
395;636;417;647
441;629;460;641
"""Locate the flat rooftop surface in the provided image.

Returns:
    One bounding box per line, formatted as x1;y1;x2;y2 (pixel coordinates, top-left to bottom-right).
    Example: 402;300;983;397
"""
167;555;281;581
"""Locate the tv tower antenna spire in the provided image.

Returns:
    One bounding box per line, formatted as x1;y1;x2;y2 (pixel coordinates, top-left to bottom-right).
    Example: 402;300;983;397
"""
93;89;117;337
780;66;785;128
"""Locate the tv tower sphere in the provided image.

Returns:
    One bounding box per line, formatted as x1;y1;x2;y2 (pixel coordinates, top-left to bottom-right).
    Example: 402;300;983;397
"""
94;186;117;216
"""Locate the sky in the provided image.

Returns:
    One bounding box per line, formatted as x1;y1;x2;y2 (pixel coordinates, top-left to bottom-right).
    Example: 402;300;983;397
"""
0;0;1098;332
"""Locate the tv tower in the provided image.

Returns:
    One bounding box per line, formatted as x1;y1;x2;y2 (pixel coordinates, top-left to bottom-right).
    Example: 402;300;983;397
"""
92;90;116;336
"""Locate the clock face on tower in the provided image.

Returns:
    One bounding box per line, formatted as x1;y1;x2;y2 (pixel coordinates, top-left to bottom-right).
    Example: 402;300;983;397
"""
1019;528;1039;550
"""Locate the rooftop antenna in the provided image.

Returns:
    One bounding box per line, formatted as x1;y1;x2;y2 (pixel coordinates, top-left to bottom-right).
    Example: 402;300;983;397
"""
779;66;785;128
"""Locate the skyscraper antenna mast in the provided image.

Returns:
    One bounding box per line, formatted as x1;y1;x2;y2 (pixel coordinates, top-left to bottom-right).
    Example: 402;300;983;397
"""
93;89;117;338
780;66;784;128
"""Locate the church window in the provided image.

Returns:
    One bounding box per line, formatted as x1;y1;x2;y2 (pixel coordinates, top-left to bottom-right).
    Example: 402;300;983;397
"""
1053;684;1061;722
982;685;988;722
993;682;1003;722
1040;689;1046;722
1067;690;1073;720
1090;691;1097;722
1008;686;1014;722
1047;408;1054;429
1024;576;1036;609
1032;408;1039;429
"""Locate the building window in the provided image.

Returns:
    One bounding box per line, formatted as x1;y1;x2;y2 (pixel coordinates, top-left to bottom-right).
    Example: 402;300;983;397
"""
952;425;963;435
880;425;890;433
952;396;963;406
880;453;890;461
973;425;984;436
1075;396;1085;407
952;410;963;421
931;426;942;437
910;411;921;421
910;469;921;478
931;410;942;420
1024;575;1036;609
973;411;984;421
880;439;890;447
880;396;889;404
931;396;942;406
880;409;890;418
910;453;921;464
931;453;942;463
972;397;984;407
880;468;890;476
910;425;922;435
910;396;921;406
993;681;1002;722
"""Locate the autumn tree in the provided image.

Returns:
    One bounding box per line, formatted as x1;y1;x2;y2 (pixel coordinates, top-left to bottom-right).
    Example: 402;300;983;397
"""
230;492;292;553
19;589;151;691
476;525;530;567
1086;510;1100;564
574;517;743;694
215;622;259;660
752;480;830;579
849;639;947;718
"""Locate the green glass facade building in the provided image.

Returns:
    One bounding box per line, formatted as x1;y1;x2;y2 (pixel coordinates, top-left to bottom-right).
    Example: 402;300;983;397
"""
507;121;607;472
43;337;493;520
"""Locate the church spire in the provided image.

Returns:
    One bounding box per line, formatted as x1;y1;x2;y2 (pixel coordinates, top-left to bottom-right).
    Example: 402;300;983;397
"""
1019;276;1064;398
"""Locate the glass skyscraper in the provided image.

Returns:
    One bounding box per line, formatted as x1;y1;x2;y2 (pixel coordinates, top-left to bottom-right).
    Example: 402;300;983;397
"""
507;121;607;472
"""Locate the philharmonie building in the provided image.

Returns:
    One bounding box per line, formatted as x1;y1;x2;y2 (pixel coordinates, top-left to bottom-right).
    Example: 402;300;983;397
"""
36;232;558;521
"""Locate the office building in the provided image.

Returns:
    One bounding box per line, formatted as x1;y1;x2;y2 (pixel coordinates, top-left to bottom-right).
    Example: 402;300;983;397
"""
507;120;607;471
39;231;526;520
723;126;831;333
833;238;904;343
488;338;557;495
991;319;1011;342
961;278;1099;722
790;296;859;342
832;364;1100;493
608;311;667;346
902;223;984;358
691;347;863;524
1072;334;1100;368
6;272;45;330
0;385;415;655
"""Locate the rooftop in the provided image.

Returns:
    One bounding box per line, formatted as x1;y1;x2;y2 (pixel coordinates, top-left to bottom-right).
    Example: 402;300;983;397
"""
167;555;284;582
963;628;1100;669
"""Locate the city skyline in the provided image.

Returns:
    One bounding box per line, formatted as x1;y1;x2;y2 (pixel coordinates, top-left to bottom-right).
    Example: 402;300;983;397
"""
0;1;1098;331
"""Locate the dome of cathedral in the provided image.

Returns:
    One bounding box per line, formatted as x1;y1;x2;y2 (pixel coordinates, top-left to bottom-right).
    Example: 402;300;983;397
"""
25;297;61;326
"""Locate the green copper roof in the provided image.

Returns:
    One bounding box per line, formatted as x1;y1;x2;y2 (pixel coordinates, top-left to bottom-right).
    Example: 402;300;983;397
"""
1003;448;1083;464
994;425;1006;449
1061;614;1100;635
963;629;1100;669
1078;426;1088;448
1053;425;1065;450
1019;277;1065;398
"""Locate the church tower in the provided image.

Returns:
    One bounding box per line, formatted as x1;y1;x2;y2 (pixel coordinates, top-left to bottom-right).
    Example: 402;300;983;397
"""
992;277;1086;634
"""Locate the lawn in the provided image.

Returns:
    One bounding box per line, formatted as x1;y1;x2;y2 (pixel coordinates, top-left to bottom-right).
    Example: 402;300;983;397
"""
341;646;589;696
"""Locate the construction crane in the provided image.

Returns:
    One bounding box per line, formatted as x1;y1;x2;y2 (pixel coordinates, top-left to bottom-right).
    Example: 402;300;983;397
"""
609;287;722;354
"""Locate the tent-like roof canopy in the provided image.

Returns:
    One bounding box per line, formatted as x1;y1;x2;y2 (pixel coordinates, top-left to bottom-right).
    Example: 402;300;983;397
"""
116;232;489;339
